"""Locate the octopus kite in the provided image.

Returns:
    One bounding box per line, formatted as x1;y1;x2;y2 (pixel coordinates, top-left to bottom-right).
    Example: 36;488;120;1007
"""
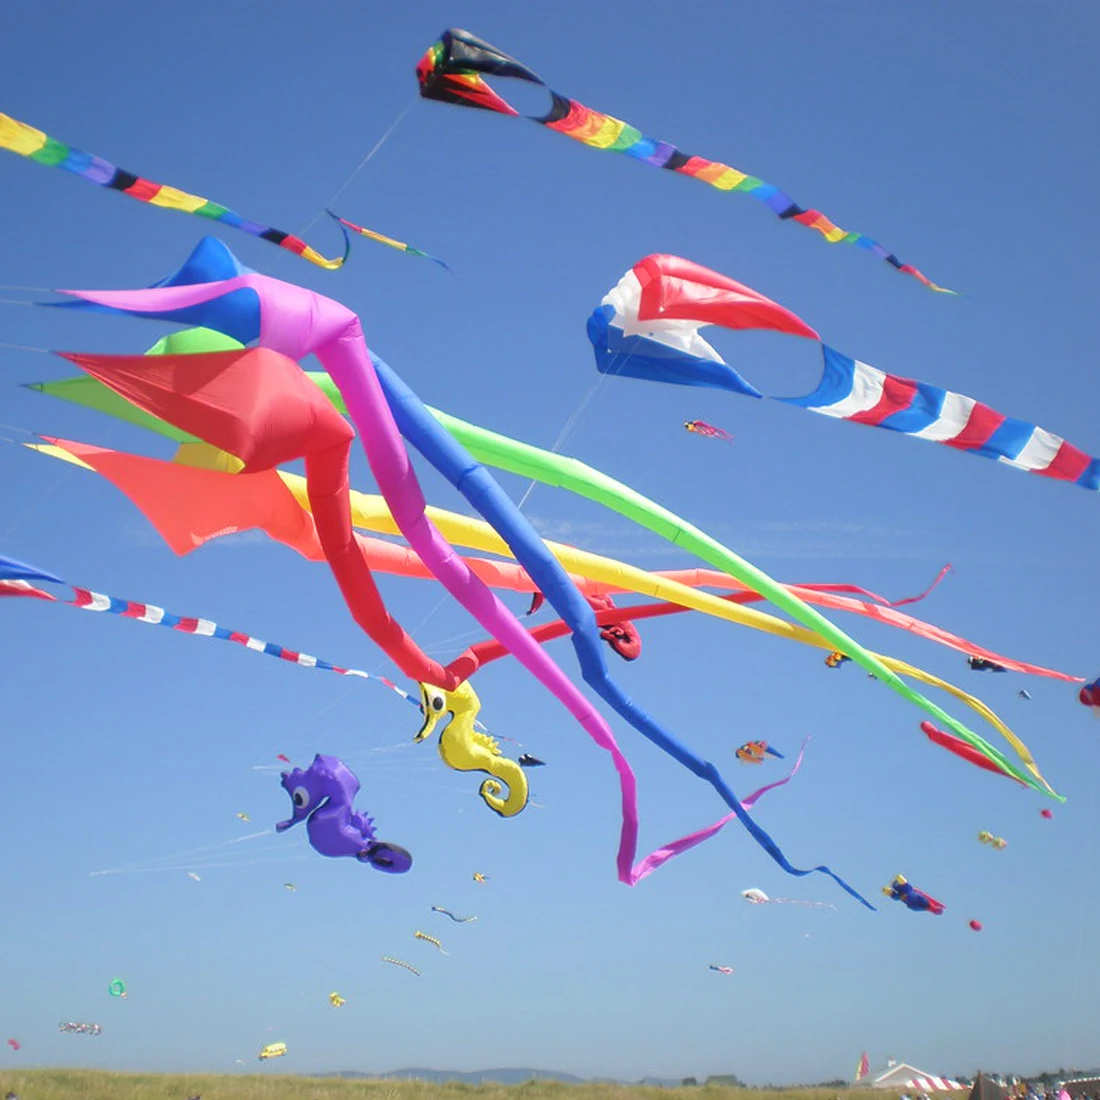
882;874;944;914
276;754;412;872
735;741;783;765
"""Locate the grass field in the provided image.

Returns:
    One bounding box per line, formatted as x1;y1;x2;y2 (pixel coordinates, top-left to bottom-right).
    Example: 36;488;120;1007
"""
0;1073;924;1100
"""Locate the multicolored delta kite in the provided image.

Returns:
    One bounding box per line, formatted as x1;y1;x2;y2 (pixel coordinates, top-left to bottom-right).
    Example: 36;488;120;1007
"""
416;29;951;292
589;255;1099;492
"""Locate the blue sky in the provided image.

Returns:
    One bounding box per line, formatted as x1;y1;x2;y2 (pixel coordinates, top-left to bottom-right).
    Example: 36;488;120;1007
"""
1;0;1098;1084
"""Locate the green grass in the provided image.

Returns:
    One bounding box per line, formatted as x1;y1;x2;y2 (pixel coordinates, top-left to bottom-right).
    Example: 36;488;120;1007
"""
0;1072;929;1100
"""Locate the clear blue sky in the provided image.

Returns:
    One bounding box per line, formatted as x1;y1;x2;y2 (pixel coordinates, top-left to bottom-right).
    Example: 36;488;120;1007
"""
1;0;1098;1085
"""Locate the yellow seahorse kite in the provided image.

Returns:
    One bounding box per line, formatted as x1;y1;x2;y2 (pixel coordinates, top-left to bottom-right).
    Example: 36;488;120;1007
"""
415;681;528;817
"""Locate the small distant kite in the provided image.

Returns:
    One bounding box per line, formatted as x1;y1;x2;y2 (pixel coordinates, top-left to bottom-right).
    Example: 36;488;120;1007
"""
1040;809;1054;820
684;420;733;443
382;956;420;977
882;874;944;914
107;979;127;999
708;965;735;975
968;657;1007;673
824;651;851;669
1079;676;1100;712
276;754;291;764
235;813;251;823
1018;690;1031;700
328;992;345;1008
473;872;489;884
431;906;477;924
969;920;983;932
518;754;546;768
258;1042;287;1061
283;883;297;891
978;831;1007;850
735;741;783;765
186;872;201;882
58;1022;101;1036
740;887;836;909
7;1039;20;1052
415;931;448;954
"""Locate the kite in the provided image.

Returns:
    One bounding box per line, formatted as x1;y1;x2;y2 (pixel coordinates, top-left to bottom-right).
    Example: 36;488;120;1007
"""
58;1023;101;1036
740;887;837;909
518;754;545;768
235;813;250;823
382;957;420;977
1040;809;1053;820
416;29;950;293
969;657;1007;673
431;907;477;923
684;420;733;443
708;966;735;975
107;979;127;998
969;919;983;931
6;1040;19;1052
328;992;346;1008
276;754;413;872
415;681;528;817
472;873;488;884
283;883;297;891
977;831;1008;850
1080;677;1100;711
327;211;450;270
0;112;350;270
735;741;784;765
590;255;1100;493
276;754;291;763
47;242;883;903
1018;690;1031;700
825;651;851;669
920;721;1025;786
258;1042;287;1061
586;593;641;661
882;874;944;914
414;931;448;954
186;872;201;882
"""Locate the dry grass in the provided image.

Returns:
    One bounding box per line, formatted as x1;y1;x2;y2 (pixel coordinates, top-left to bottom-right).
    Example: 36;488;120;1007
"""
0;1072;923;1100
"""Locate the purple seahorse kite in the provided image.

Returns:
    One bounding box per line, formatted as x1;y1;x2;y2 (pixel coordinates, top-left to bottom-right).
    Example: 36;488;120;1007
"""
277;754;412;872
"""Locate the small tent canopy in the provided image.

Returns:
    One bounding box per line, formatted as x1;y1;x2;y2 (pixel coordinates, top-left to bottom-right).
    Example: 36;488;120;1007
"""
969;1074;1009;1100
872;1064;965;1092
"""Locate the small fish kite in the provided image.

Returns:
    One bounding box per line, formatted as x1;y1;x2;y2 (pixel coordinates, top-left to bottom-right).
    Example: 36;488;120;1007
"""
416;30;950;292
327;211;451;270
0;112;349;270
518;753;546;768
977;830;1008;850
414;930;448;954
684;420;733;443
882;874;944;914
382;956;420;977
258;1042;287;1061
708;965;735;975
824;651;851;669
968;657;1007;673
431;906;477;924
735;741;784;765
328;992;345;1008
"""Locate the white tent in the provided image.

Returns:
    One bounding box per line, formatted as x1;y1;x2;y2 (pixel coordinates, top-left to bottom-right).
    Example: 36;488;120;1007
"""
871;1064;965;1092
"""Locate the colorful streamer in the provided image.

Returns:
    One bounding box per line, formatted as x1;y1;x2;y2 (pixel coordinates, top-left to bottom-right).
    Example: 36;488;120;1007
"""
328;211;451;270
0;112;350;269
416;29;952;292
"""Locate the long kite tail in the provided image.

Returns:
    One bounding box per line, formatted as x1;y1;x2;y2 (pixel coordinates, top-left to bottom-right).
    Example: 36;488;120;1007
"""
0;112;350;270
328;211;451;270
416;28;952;293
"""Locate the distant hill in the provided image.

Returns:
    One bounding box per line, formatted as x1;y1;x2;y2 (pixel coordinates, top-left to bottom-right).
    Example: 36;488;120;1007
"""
329;1068;588;1085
